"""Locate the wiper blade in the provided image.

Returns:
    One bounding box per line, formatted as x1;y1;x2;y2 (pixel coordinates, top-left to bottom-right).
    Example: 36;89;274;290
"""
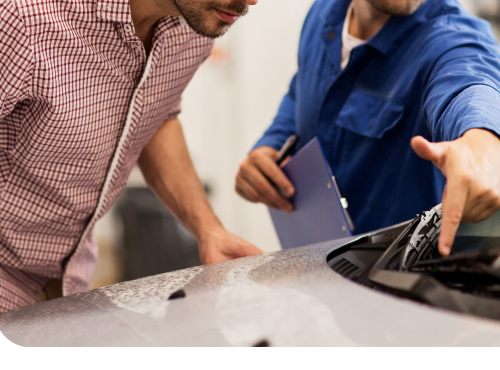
399;204;442;271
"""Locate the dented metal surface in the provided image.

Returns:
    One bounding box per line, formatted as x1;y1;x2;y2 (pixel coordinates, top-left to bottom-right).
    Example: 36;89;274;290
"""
1;227;500;346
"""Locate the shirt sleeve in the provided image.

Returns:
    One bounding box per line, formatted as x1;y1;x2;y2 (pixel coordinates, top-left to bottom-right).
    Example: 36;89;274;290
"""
422;21;500;142
252;73;298;151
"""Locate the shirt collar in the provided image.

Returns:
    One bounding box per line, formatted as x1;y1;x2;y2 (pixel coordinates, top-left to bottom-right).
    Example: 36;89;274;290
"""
322;0;453;57
96;0;185;33
96;0;133;23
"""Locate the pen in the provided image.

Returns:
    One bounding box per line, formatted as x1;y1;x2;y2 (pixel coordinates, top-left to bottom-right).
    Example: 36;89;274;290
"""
271;135;298;201
276;135;298;166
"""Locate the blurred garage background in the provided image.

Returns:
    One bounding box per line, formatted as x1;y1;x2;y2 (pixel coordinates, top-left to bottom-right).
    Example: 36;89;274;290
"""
90;0;500;289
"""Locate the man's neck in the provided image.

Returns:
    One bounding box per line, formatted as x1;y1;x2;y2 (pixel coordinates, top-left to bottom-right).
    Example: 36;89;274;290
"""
129;0;180;54
349;0;391;41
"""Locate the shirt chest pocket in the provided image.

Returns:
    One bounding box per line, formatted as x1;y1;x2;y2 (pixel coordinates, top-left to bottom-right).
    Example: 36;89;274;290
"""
326;91;406;220
335;91;405;139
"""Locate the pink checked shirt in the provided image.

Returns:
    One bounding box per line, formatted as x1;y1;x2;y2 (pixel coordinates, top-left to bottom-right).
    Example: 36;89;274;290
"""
0;0;213;311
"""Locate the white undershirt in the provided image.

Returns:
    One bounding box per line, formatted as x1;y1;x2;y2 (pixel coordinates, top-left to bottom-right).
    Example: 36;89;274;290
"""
341;3;365;70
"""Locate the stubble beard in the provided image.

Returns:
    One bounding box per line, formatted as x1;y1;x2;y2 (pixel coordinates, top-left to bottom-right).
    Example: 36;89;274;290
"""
366;0;427;16
171;0;249;39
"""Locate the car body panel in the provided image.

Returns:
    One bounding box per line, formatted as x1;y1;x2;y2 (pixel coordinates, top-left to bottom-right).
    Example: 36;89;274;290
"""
1;227;500;346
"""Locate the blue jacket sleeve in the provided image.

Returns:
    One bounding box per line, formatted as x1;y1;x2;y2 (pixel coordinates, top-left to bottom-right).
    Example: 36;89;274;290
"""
423;19;500;142
252;73;298;151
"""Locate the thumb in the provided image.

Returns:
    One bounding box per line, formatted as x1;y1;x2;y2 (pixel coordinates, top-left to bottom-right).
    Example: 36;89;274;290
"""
411;136;448;169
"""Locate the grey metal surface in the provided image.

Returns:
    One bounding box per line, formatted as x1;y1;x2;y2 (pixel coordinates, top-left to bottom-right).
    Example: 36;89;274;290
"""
1;229;500;346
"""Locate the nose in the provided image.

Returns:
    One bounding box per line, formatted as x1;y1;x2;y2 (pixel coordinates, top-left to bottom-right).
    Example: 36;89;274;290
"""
245;0;258;5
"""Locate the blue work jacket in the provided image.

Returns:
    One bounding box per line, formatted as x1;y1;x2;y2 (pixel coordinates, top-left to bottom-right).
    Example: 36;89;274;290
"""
254;0;500;234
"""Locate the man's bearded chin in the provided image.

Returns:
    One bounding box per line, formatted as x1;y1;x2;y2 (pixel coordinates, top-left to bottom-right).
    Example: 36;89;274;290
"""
173;0;249;39
367;0;427;16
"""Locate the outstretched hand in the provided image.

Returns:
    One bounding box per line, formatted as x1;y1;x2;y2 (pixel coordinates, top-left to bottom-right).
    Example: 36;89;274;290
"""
198;226;264;265
411;129;500;256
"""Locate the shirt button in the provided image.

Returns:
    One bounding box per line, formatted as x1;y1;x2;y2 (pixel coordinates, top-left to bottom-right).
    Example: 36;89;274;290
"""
329;32;336;40
124;24;133;33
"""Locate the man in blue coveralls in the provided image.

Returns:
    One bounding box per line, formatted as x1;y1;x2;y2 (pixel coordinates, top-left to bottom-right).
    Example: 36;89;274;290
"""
235;0;500;256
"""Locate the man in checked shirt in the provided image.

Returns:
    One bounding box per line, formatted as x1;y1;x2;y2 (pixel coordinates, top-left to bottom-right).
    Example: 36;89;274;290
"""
0;0;263;311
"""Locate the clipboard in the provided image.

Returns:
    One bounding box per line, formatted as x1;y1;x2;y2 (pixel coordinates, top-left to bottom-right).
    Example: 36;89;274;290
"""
269;137;353;249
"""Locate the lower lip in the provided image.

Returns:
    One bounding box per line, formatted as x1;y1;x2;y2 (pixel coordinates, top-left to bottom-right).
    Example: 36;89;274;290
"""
215;9;239;24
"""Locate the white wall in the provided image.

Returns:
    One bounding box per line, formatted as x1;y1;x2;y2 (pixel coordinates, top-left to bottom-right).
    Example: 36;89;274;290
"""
179;0;316;252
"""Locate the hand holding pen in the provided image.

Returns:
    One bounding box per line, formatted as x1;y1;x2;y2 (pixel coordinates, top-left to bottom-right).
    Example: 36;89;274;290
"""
275;135;297;166
235;135;298;212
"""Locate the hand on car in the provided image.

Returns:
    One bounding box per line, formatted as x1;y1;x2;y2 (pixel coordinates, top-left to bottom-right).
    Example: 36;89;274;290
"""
198;226;264;264
411;129;500;256
235;146;295;212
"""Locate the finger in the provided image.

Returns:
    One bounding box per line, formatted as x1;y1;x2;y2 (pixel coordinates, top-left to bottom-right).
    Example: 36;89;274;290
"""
235;173;263;203
199;249;221;264
411;136;449;170
253;153;295;197
460;188;488;223
280;155;292;167
218;237;264;260
467;203;499;224
461;180;500;222
462;202;484;224
439;178;469;256
236;242;264;258
237;174;291;211
462;197;494;223
238;161;281;204
239;162;293;211
237;170;292;211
